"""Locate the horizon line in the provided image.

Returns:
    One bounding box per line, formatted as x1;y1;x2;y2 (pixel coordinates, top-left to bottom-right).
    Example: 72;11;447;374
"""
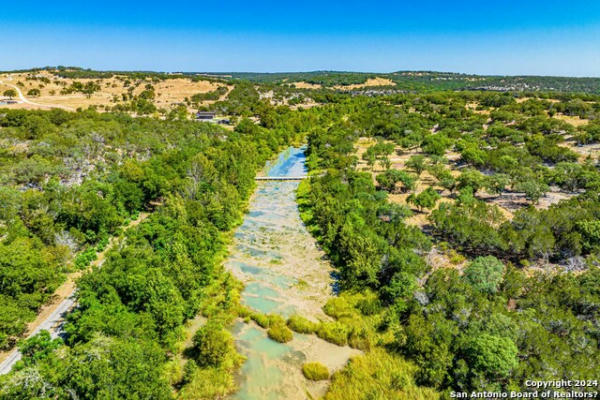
2;66;600;79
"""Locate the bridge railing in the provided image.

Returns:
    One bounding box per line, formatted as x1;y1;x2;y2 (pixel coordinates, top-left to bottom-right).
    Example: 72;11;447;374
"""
254;176;309;181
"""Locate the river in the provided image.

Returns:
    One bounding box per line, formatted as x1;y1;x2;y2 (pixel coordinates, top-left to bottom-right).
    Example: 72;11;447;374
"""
226;147;359;400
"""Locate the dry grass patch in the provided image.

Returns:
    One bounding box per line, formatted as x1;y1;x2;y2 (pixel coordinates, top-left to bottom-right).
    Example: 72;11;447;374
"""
557;140;600;162
465;102;490;115
0;71;227;112
516;97;559;103
424;246;468;276
553;114;589;127
142;78;225;107
334;77;395;90
292;81;322;89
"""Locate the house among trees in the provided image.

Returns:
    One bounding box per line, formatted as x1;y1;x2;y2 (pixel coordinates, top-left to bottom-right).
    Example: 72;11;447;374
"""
196;111;216;120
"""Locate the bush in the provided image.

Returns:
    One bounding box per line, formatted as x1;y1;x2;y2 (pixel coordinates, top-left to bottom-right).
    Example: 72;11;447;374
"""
323;349;439;399
316;322;349;346
251;313;270;328
95;235;109;252
347;327;373;351
178;363;236;400
267;314;286;326
323;297;353;319
74;247;98;269
267;324;293;343
27;88;41;97
251;312;287;329
236;305;252;318
355;297;382;316
302;362;329;381
448;250;465;265
287;314;318;334
192;321;234;366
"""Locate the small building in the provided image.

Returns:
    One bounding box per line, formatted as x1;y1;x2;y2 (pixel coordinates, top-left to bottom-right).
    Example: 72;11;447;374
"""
196;111;216;120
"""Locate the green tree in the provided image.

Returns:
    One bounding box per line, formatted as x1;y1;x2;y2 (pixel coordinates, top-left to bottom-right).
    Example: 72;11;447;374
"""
457;169;485;194
465;334;518;379
484;174;510;195
362;147;377;170
428;164;456;193
26;88;41;97
376;170;416;193
514;179;548;204
17;330;62;366
463;256;505;294
406;155;426;176
407;187;440;212
3;89;17;99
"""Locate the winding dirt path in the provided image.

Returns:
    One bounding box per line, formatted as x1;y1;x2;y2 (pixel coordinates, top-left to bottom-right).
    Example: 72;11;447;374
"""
0;75;75;111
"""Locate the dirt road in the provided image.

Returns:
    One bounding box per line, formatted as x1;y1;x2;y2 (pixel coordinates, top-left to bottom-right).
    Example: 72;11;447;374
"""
0;75;75;111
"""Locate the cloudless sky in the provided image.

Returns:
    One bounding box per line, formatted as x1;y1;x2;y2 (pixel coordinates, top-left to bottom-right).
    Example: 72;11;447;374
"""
1;0;599;76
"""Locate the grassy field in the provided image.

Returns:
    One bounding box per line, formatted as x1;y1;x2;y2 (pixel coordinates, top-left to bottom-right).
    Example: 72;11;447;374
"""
0;70;230;112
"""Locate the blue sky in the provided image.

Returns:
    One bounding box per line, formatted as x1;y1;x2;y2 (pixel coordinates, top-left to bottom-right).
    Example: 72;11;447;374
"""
1;0;599;76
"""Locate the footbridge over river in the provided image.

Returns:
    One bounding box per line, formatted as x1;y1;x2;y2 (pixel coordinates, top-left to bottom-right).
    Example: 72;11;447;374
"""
254;176;309;181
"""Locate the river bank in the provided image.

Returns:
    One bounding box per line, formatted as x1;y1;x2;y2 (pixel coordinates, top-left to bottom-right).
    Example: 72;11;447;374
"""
226;147;360;399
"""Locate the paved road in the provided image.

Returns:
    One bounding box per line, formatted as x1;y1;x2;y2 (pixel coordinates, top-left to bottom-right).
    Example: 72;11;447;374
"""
0;294;77;375
0;212;149;375
0;75;74;110
0;74;78;375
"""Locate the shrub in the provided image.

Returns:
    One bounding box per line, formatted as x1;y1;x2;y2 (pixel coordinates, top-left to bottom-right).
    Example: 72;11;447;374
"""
27;88;41;97
448;250;465;265
74;247;98;269
236;305;252;318
251;313;270;328
178;363;236;400
192;321;234;366
287;314;318;334
347;327;373;351
406;186;441;211
323;349;439;399
95;236;109;252
267;324;293;343
316;322;349;346
302;362;329;381
323;297;353;319
268;314;286;326
251;313;285;329
355;297;382;316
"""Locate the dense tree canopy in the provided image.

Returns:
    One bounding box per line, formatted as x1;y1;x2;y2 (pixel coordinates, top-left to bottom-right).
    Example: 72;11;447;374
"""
2;77;600;398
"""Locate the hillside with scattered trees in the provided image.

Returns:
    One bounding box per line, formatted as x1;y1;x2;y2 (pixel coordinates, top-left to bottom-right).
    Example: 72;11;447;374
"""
0;71;599;399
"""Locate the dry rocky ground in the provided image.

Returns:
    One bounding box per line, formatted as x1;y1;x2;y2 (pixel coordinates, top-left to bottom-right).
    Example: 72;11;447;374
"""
291;76;395;91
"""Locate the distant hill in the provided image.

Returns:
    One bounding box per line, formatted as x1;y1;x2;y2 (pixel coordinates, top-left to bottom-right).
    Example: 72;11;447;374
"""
3;67;600;96
195;70;600;93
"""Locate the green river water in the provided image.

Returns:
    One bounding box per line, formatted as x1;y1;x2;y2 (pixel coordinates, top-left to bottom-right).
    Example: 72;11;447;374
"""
226;147;359;399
